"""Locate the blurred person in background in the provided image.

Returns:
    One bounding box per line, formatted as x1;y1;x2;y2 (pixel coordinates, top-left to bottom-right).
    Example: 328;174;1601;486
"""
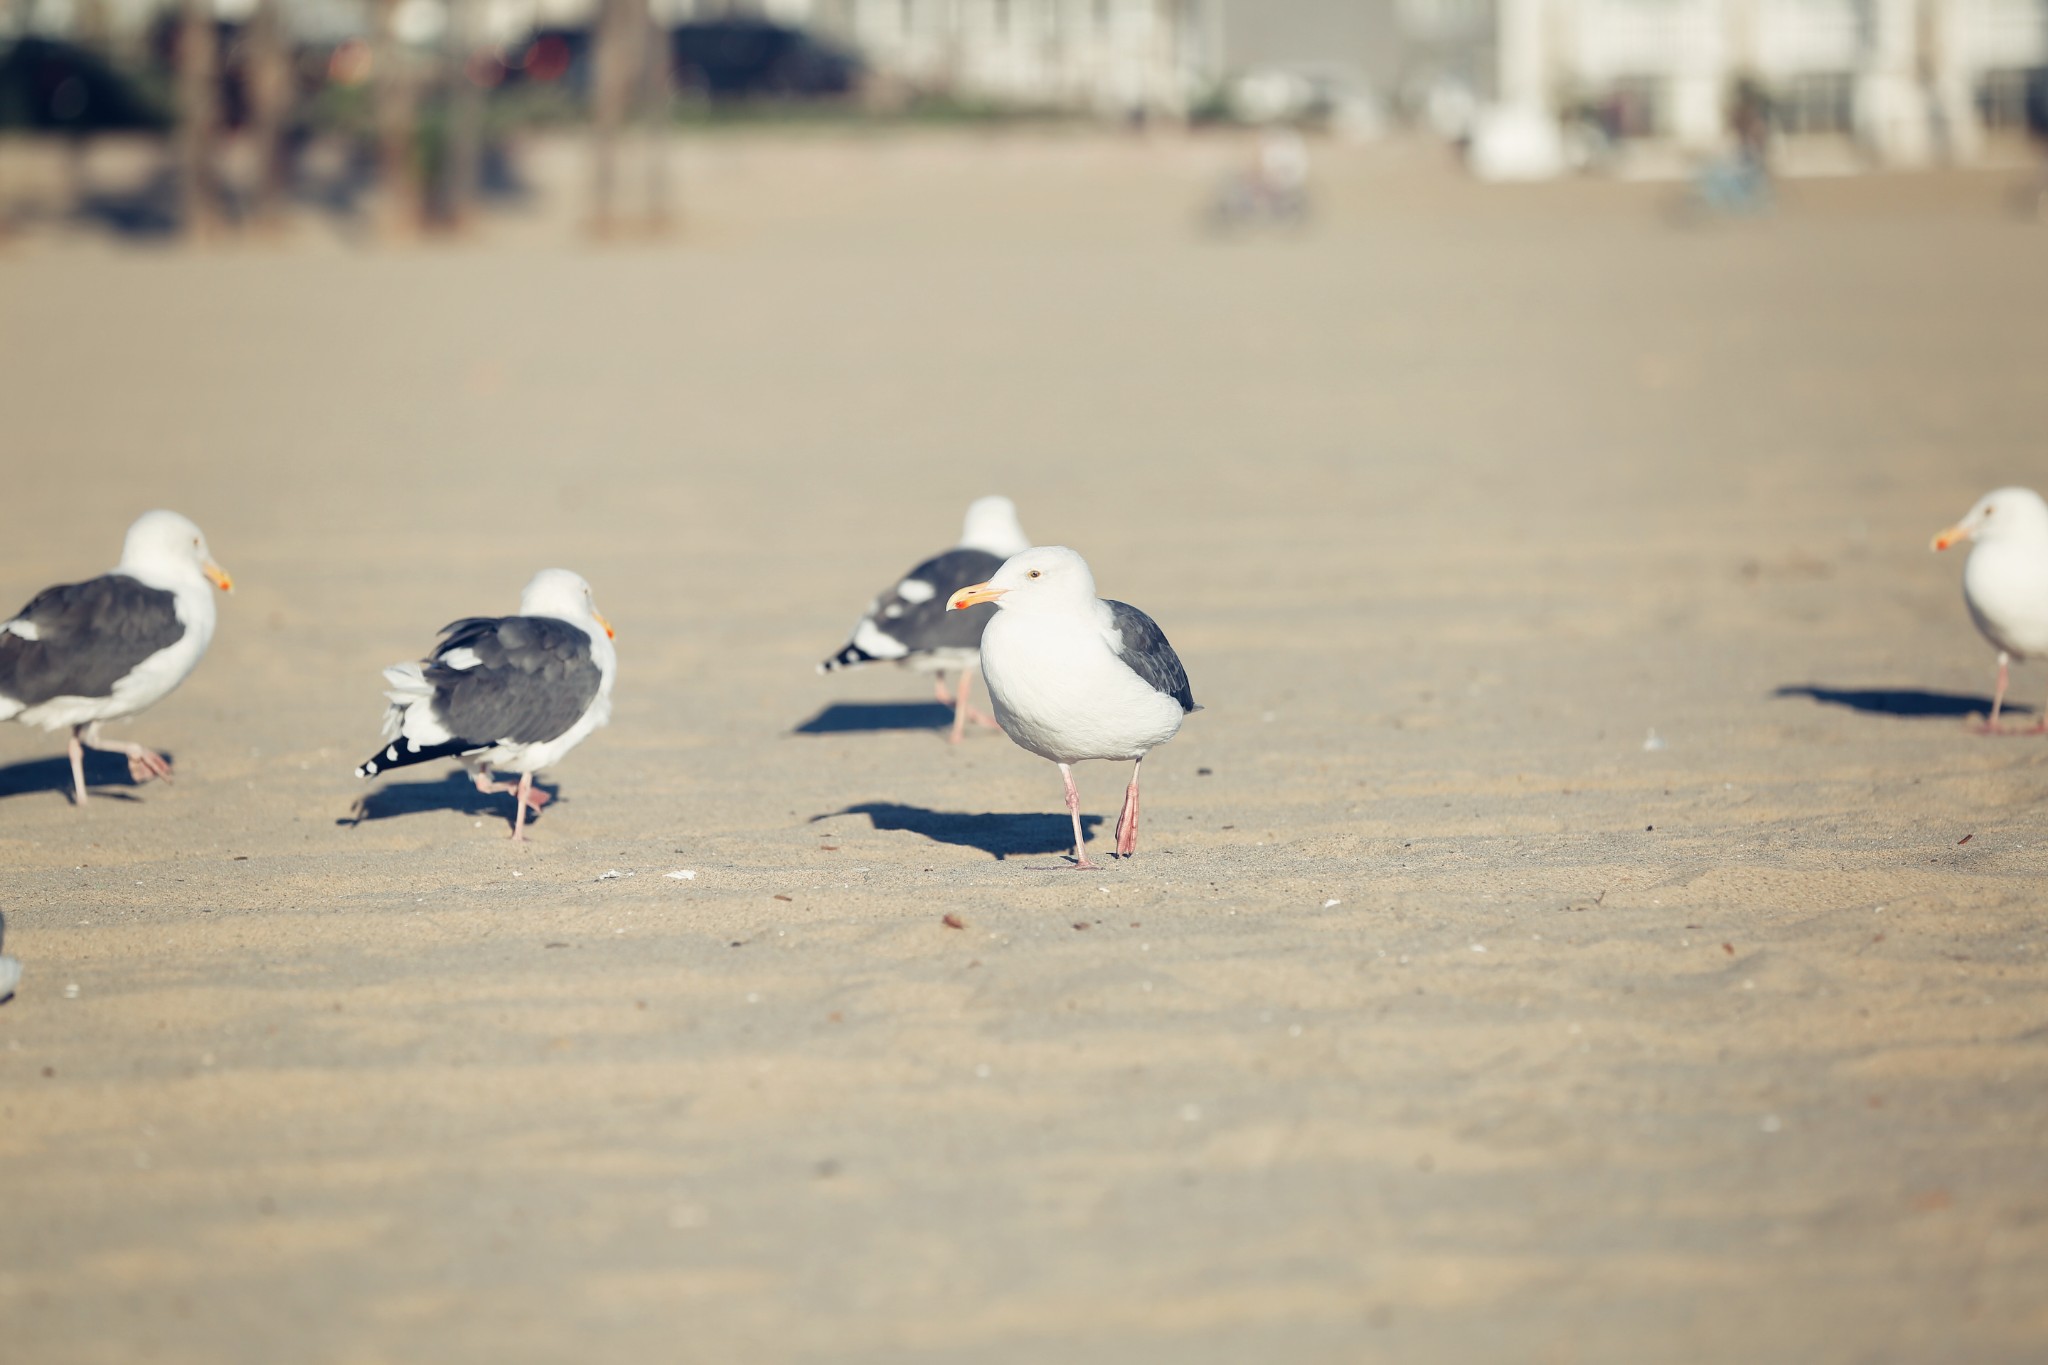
2027;67;2048;223
1207;124;1310;234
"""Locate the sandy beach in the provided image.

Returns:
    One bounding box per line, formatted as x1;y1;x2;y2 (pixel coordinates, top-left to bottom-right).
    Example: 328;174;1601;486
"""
2;133;2046;1362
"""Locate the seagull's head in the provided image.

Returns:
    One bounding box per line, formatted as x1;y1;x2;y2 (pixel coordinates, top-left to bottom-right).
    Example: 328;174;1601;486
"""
522;568;614;639
959;495;1030;558
121;509;232;592
1932;487;2048;552
948;545;1096;614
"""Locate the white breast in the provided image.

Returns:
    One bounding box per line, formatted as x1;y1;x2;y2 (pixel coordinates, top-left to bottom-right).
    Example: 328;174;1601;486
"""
979;607;1185;764
1964;541;2048;660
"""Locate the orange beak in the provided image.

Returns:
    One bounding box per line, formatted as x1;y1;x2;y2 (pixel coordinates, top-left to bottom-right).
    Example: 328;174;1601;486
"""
594;610;615;640
1931;525;1968;552
947;582;1006;611
203;560;234;592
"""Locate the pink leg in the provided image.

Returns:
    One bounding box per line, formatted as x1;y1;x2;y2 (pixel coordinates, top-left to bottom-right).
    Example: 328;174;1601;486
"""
1114;756;1143;858
948;667;1001;744
79;722;172;785
68;728;88;806
1975;654;2014;734
510;771;533;842
933;675;956;707
1061;764;1100;870
472;766;549;805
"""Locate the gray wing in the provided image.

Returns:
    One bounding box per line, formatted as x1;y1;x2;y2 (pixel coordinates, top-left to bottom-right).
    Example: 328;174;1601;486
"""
822;547;1004;668
1106;600;1194;713
0;574;185;706
426;615;602;745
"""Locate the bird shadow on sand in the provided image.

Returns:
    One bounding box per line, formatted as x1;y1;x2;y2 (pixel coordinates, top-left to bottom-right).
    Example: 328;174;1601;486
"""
816;802;1102;861
793;702;956;735
1772;685;2027;720
340;772;561;829
0;752;156;803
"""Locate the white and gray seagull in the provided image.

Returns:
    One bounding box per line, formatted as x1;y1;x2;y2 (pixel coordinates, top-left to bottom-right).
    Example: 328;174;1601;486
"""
948;546;1196;869
0;509;233;805
355;569;616;841
820;494;1031;743
1932;486;2048;734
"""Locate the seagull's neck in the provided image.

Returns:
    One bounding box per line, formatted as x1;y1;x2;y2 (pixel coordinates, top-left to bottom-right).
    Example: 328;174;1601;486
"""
119;555;207;599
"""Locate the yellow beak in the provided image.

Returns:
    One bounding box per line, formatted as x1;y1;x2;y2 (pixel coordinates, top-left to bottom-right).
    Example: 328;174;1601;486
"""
1931;524;1968;552
947;582;1006;611
203;560;234;592
594;610;615;640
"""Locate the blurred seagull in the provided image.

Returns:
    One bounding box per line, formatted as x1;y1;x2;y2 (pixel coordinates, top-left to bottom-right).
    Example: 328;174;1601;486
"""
820;495;1031;743
1932;486;2048;733
949;546;1196;869
355;569;616;841
0;510;233;804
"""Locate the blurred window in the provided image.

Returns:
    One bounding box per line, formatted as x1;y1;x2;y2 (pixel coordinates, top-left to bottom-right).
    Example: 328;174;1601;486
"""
1976;68;2033;132
1774;71;1852;135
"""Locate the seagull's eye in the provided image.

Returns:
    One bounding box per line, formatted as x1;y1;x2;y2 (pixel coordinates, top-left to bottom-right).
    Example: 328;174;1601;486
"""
1027;569;1041;579
1986;506;1996;516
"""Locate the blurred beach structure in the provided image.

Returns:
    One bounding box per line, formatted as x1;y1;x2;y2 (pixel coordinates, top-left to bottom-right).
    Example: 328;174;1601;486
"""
0;0;2043;242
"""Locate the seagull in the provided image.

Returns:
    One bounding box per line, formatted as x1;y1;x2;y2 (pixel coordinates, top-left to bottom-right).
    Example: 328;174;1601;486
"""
1932;487;2048;734
0;509;233;805
820;495;1031;743
355;569;616;841
948;546;1195;869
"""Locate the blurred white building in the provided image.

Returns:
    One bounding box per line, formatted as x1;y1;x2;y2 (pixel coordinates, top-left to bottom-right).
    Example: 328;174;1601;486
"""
1471;0;2048;170
760;0;1225;116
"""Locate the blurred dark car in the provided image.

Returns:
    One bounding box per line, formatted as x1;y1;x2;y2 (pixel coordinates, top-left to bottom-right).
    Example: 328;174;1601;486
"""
670;19;860;99
507;19;859;101
0;37;168;132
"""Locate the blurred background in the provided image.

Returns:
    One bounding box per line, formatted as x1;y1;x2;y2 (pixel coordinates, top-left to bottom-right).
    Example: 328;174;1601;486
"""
7;7;2048;1358
1;0;2044;241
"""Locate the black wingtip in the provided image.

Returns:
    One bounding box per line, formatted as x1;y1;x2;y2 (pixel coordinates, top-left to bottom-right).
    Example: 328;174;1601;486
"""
820;643;876;674
354;736;474;778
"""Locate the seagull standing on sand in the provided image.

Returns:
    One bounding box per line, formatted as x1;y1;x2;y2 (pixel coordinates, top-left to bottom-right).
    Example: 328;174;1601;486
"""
820;495;1031;743
1932;487;2048;734
355;570;615;841
0;510;233;804
948;546;1195;869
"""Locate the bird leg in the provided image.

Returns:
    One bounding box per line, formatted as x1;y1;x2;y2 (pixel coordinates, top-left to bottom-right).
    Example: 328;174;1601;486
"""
510;771;534;842
79;721;173;786
1974;653;2016;734
472;766;550;836
1114;756;1143;858
1061;764;1100;870
68;727;88;806
947;667;1002;744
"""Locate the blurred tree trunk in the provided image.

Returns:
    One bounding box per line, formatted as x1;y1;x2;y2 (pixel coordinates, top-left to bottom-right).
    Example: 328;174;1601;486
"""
445;0;484;231
372;0;418;240
175;0;220;241
641;0;675;232
73;0;111;51
247;0;291;232
589;0;636;236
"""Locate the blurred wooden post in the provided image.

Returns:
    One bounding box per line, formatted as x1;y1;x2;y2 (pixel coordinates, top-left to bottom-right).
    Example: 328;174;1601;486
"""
446;0;485;231
247;0;291;231
175;0;220;240
372;0;419;239
589;0;635;236
641;0;675;232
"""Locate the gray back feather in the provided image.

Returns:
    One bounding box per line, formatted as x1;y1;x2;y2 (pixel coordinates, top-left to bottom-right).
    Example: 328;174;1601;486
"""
428;615;602;745
0;574;185;705
1106;600;1194;713
871;547;1005;654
